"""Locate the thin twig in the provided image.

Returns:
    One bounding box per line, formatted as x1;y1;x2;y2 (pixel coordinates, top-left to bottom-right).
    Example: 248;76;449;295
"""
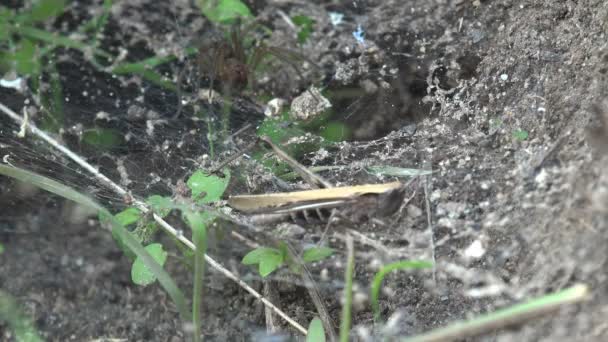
209;137;259;175
260;136;333;189
423;159;437;284
0;101;307;335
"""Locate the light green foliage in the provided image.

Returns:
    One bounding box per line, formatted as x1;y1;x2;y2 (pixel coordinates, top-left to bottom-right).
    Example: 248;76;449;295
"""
320;121;350;142
0;8;10;41
0;0;68;75
13;39;39;75
512;129;529;141
184;208;210;342
187;169;230;204
131;243;168;286
114;207;142;226
0;243;4;254
292;15;314;44
0;290;43;342
255;112;329;176
23;0;67;24
38;61;64;132
302;246;334;263
370;260;433;320
306;317;326;342
198;0;252;23
146;195;173;218
243;245;333;277
242;247;286;277
82;128;123;150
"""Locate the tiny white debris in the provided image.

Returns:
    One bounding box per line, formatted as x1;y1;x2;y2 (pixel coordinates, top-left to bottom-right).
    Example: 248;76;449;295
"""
464;239;485;259
466;284;505;298
535;168;548;186
95;111;111;120
430;189;441;202
264;98;286;117
199;88;221;103
320;268;329;281
537;107;546;113
0;77;24;91
329;12;344;27
500;74;509;81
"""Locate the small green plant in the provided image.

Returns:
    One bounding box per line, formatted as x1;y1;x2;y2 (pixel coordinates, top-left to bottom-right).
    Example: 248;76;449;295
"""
109;169;230;286
370;260;433;321
242;246;286;277
197;0;252;24
0;290;43;342
242;245;334;277
131;243;168;285
82;128;123;150
292;15;315;44
512;129;529;141
306;317;326;342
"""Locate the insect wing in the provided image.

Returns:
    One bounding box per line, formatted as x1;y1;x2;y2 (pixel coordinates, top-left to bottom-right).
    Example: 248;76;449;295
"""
228;182;403;213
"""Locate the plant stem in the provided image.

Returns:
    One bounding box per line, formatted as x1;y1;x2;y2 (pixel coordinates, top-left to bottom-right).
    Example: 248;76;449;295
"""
339;235;355;342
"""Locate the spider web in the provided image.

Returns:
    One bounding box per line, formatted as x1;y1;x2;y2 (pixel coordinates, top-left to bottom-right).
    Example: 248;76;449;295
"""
0;0;430;293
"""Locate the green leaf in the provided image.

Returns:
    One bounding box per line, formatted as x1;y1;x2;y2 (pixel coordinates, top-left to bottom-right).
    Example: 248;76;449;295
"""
0;243;4;254
512;129;529;141
39;63;64;132
183;210;215;234
14;39;39;75
292;15;314;44
242;247;279;264
302;247;334;263
0;8;12;41
186;169;230;203
24;0;66;23
306;317;326;342
198;0;252;23
320;121;350;142
146;195;173;218
242;247;285;277
185;208;208;342
259;252;283;277
0;290;43;342
370;260;433;320
114;207;142;226
82;128;123;149
131;243;168;286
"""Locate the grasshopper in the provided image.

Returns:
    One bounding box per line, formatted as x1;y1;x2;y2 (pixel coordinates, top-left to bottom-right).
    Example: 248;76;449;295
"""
226;136;409;224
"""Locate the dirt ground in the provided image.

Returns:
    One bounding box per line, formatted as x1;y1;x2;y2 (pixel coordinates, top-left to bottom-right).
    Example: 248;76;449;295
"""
2;0;608;341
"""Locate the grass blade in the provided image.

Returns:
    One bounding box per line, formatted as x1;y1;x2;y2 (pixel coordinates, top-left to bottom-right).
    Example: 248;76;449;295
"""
403;284;589;342
184;211;210;342
0;164;191;321
306;317;326;342
371;260;433;321
339;235;355;342
0;290;43;342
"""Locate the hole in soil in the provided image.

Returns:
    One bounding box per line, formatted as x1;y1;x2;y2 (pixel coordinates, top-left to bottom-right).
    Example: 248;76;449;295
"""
324;50;431;141
456;53;482;80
